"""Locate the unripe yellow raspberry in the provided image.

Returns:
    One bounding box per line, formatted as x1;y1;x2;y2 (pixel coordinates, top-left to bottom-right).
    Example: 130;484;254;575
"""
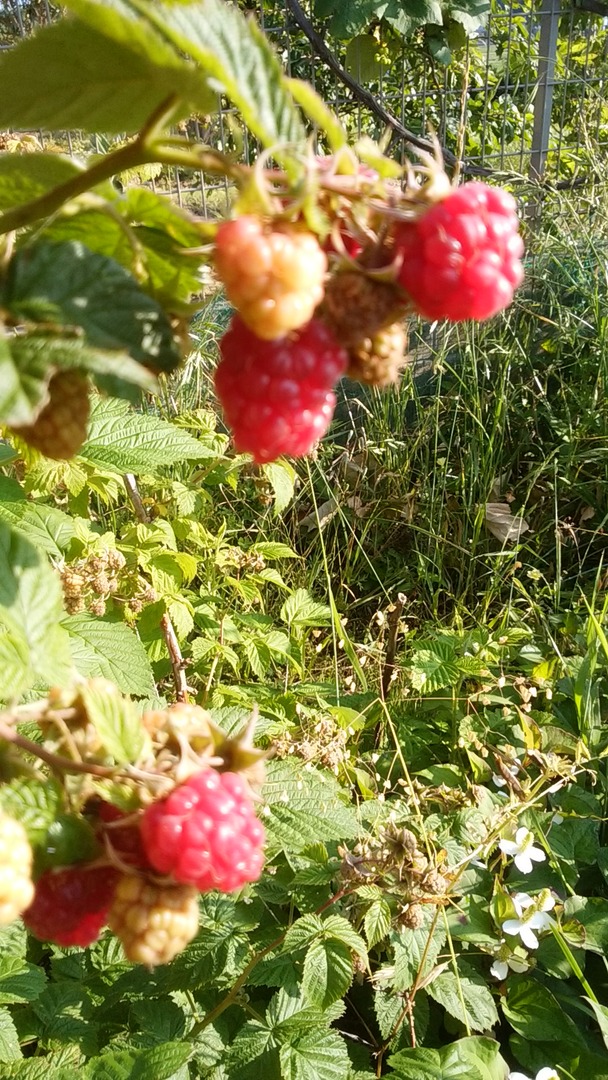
11;370;90;460
108;874;199;967
214;217;327;340
0;812;34;925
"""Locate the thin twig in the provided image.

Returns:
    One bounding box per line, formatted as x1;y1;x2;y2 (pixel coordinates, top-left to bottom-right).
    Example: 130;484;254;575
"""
282;0;491;177
0;717;116;778
123;474;189;703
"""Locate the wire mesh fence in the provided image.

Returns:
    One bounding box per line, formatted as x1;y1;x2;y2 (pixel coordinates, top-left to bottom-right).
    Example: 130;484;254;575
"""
1;0;607;209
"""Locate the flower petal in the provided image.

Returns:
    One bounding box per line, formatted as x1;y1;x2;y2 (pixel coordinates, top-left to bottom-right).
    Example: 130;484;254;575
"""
502;919;523;937
500;839;520;856
529;846;546;863
536;1069;559;1080
515;826;531;846
514;854;534;874
508;1072;532;1080
519;924;540;949
490;960;509;980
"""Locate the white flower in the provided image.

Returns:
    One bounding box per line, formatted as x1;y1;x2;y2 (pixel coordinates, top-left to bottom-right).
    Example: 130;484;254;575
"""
509;1070;559;1080
499;827;546;874
502;890;555;949
490;953;529;980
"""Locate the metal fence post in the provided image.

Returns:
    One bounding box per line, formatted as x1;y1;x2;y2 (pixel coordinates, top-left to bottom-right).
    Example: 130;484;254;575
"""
529;0;562;180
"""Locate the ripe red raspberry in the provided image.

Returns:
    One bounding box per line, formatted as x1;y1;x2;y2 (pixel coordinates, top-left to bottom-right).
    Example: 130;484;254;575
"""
11;370;90;459
108;875;199;967
214;217;327;340
140;768;265;894
214;315;347;463
395;182;524;322
22;865;118;947
0;813;34;926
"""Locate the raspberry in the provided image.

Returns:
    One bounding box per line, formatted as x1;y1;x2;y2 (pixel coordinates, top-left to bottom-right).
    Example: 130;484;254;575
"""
319;271;406;349
0;813;34;926
214;316;347;463
395;182;524;322
214;217;327;340
94;802;150;872
108;874;199;966
11;370;90;459
22;865;118;947
140;768;265;893
347;322;408;387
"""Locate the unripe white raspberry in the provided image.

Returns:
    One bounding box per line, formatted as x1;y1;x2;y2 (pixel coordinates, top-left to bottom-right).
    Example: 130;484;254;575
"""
108;874;199;967
0;812;34;925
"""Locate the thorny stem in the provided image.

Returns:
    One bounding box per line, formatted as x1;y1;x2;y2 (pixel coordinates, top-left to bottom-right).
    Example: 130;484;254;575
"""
123;472;190;703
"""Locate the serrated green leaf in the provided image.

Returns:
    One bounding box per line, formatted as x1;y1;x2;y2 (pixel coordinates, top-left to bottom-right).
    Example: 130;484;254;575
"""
408;640;461;693
3;241;181;374
365;899;392;948
63;613;156;696
0;778;62;845
261;758;359;851
322;915;368;960
426;961;498;1033
81;397;214;473
279;1026;352;1080
261;461;297;515
10;505;75;559
117;0;305;155
0;958;46;1006
250;542;300;560
280;588;332;628
0;16;215;134
0;520;71;696
78;679;145;763
502;976;584;1050
0;1008;20;1063
84;1041;193;1079
302;938;353;1009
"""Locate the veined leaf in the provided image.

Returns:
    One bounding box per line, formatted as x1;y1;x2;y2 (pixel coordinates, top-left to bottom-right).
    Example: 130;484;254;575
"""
261;461;297;515
0;958;46;1006
426;961;499;1033
261;758;359;851
81;397;215;473
0;778;62;846
0;16;215;134
0;1008;20;1063
0;153;84;212
63;613;156;696
302;938;354;1009
108;0;305;154
389;1036;507;1080
3;241;181;374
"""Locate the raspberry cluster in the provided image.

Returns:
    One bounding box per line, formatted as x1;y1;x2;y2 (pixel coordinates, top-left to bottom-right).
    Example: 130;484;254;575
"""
212;174;523;464
19;762;265;968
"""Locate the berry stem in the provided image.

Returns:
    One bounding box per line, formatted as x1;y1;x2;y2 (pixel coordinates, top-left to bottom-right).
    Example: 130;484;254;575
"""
0;715;116;778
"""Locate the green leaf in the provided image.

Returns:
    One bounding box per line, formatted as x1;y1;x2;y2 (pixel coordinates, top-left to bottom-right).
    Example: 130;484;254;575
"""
586;998;608;1052
284;80;346;153
9;505;75;559
345;35;382;82
314;0;378;39
64;613;156;696
261;461;297;515
322;914;368;959
78;680;145;763
279;1026;352;1080
115;0;305;154
302;938;354;1009
3;241;181;374
0;153;83;211
261;758;359;851
0;779;62;845
81;397;214;473
0;16;215;134
281;588;332;628
365;898;392;948
563;896;608;953
502;977;585;1051
0;1008;20;1063
408;639;461;693
392;908;447;992
0;331;49;427
0;958;46;1006
85;1042;193;1080
0;520;71;697
426;961;499;1033
389;1036;507;1080
250;542;300;561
